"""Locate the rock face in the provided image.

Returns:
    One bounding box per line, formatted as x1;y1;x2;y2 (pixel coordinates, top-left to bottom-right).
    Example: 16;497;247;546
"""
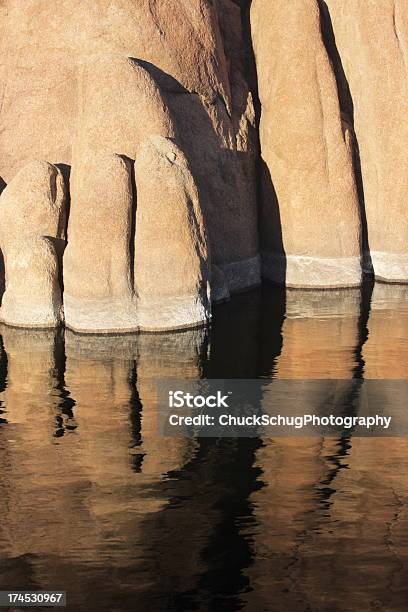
72;54;174;166
63;154;136;333
1;237;63;328
64;137;211;333
0;0;259;320
0;1;407;331
0;0;228;180
324;0;408;283
134;136;211;330
0;161;66;327
0;161;66;245
251;0;363;287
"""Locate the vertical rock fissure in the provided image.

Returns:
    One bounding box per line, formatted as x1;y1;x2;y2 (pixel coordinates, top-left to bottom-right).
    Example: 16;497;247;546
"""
238;0;268;272
122;155;137;294
55;164;71;301
318;0;373;276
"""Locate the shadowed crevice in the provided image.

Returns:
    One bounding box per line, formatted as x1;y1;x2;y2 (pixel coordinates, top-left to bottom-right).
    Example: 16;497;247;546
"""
239;1;286;283
317;0;354;121
118;155;137;294
318;0;373;277
55;164;72;299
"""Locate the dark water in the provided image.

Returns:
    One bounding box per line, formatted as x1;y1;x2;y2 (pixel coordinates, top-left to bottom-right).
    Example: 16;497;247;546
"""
0;282;407;612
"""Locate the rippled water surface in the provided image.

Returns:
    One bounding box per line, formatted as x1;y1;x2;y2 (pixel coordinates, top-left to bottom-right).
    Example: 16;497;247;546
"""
0;282;407;611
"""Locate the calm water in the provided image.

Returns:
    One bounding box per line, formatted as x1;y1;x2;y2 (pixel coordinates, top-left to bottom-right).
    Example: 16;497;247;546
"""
0;282;407;612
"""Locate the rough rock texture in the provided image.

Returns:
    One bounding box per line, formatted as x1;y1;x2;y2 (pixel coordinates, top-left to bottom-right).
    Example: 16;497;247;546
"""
251;0;363;287
0;161;66;245
63;154;136;333
0;0;227;180
0;161;66;327
0;0;259;312
0;238;63;328
72;54;173;167
0;1;407;332
65;137;211;333
134;136;211;330
324;0;408;283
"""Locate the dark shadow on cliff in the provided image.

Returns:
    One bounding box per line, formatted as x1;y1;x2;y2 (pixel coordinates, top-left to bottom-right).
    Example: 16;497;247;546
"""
133;59;259;268
239;2;287;285
259;160;286;284
318;0;373;278
0;333;8;398
118;155;137;293
55;163;71;239
238;0;261;110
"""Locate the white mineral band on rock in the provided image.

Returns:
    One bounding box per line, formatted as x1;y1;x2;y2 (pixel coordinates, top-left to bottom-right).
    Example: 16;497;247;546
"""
371;252;408;284
0;303;64;329
136;295;211;332
63;295;138;334
262;253;363;288
64;294;211;334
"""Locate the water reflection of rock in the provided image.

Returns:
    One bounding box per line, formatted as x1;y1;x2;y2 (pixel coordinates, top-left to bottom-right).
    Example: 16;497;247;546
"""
0;325;212;609
205;286;286;378
276;287;364;378
243;433;408;612
0;284;407;611
0;326;89;571
134;329;208;475
134;437;263;611
363;283;408;379
63;326;211;483
250;287;364;603
245;284;408;611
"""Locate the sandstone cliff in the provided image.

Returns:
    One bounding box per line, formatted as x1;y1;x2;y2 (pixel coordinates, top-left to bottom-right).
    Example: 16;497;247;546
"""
0;0;406;331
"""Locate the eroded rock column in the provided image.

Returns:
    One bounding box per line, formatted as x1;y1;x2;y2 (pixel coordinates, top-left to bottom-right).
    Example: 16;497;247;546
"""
64;55;211;332
63;154;136;333
134;136;211;330
63;54;173;330
325;0;408;283
251;0;363;288
0;161;66;327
